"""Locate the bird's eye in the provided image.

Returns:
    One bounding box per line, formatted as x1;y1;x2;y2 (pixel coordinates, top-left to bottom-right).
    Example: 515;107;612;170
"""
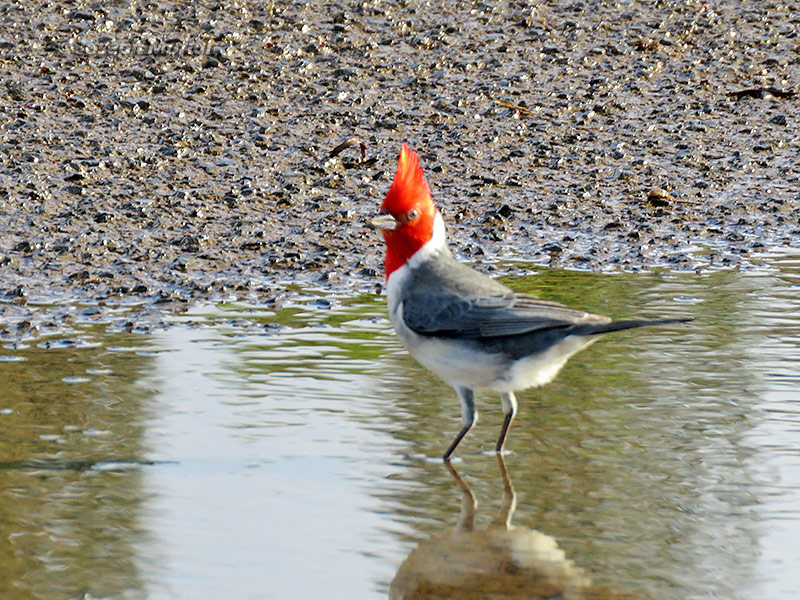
406;209;419;222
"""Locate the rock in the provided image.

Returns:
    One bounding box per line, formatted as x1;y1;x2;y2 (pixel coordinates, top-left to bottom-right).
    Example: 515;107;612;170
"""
647;188;673;207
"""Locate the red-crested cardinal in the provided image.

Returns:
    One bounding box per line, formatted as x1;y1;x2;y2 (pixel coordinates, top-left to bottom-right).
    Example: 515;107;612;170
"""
372;143;691;461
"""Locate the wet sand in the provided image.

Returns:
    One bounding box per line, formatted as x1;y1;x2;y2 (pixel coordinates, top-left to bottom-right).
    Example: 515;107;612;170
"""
1;1;798;334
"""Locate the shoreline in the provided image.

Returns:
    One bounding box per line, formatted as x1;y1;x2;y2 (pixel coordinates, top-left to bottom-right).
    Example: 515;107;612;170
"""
2;1;798;336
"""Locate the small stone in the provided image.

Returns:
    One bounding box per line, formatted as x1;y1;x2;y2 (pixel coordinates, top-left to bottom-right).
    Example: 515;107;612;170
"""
647;188;672;207
542;243;563;253
69;10;95;21
68;270;90;281
496;204;513;218
120;97;150;111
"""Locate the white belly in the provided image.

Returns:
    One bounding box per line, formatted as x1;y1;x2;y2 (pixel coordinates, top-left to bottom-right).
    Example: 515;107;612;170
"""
498;335;598;391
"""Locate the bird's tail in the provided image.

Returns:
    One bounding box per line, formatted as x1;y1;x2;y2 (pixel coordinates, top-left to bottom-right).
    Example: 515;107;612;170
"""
574;317;693;337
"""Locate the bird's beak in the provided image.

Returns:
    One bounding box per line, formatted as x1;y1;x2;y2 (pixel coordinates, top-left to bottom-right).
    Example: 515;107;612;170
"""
368;213;398;230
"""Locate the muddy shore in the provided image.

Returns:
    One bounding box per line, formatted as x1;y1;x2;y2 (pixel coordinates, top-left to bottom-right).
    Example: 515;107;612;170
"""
1;1;798;336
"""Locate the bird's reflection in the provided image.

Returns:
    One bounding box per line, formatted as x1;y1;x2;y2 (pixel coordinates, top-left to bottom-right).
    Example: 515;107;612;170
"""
390;457;621;600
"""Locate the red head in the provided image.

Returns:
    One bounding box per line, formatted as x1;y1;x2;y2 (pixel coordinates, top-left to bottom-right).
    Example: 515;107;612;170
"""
375;143;440;278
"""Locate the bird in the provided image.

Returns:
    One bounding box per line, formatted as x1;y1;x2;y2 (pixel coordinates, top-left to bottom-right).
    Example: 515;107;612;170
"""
371;143;692;461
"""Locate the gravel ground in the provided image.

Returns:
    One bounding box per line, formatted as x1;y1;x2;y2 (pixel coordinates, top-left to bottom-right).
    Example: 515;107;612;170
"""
1;0;798;334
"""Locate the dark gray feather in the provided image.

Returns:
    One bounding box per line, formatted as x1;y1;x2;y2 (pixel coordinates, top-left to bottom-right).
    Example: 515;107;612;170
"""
401;249;608;339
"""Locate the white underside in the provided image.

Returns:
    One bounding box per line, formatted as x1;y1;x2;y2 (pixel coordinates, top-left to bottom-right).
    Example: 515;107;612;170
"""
386;214;596;393
389;303;596;392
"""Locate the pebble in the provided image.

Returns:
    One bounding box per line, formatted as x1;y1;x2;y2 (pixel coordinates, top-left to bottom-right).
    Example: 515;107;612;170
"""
0;0;796;338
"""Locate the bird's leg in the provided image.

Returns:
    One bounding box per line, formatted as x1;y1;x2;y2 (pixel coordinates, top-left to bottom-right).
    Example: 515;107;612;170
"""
443;387;476;461
496;392;518;454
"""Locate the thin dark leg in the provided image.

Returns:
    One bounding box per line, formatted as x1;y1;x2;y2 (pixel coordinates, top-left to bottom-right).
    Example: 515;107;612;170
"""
443;423;472;461
443;387;476;461
496;392;518;454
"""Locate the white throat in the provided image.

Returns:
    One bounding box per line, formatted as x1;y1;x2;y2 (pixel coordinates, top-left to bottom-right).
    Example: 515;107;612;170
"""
407;211;446;269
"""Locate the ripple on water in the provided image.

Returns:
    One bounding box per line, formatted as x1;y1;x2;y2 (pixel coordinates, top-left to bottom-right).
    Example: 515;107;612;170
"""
1;261;800;600
0;355;26;362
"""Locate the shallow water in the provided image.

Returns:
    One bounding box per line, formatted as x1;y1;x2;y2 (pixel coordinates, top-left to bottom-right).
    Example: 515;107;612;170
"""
2;252;800;600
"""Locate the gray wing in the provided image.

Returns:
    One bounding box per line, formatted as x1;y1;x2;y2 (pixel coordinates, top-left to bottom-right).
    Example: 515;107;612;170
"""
403;290;608;339
399;249;610;339
399;251;690;344
400;249;609;339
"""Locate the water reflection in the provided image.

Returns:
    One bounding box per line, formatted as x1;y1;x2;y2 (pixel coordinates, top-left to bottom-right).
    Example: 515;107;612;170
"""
0;333;157;600
391;457;621;600
0;254;799;599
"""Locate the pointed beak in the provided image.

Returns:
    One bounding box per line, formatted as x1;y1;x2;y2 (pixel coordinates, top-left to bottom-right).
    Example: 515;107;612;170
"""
368;213;398;231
